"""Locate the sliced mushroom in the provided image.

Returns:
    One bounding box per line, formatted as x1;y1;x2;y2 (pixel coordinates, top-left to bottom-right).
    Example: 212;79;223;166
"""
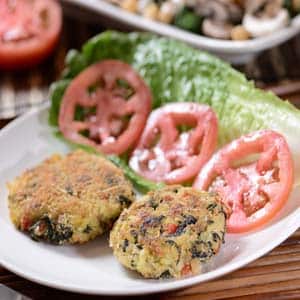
194;1;229;22
219;0;244;23
202;19;233;39
194;0;242;24
265;0;284;17
245;0;267;14
194;0;243;39
245;0;283;18
171;0;186;12
243;8;289;37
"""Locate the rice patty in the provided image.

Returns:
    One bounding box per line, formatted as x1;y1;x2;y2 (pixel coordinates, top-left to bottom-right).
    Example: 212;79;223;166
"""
110;186;226;279
7;150;135;244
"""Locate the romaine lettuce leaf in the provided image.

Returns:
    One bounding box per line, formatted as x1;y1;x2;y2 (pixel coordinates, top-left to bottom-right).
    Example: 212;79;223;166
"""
50;31;300;185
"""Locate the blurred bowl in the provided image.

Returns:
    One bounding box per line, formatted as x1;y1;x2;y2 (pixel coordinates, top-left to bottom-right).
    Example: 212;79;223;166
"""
62;0;300;65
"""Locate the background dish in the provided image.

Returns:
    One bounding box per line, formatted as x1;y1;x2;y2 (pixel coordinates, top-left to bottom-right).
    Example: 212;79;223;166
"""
61;0;300;64
0;105;300;295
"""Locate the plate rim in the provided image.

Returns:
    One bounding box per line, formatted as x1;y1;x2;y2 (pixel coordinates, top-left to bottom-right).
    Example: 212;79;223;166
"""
0;105;300;296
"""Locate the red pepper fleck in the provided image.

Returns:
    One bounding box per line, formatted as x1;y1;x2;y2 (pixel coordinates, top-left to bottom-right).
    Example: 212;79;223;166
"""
181;264;192;276
183;191;193;198
21;216;32;230
164;195;173;201
166;223;178;234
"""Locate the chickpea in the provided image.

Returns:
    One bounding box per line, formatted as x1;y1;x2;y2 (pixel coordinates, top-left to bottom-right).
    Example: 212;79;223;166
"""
158;2;176;23
143;2;159;20
121;0;137;12
158;10;173;23
231;25;251;40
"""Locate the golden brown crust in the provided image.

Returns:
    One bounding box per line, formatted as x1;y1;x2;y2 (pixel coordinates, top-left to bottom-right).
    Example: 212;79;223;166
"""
110;186;226;279
7;150;135;244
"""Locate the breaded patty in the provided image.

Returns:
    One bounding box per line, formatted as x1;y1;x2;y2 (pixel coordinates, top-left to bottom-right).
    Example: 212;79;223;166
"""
7;150;135;244
110;186;226;279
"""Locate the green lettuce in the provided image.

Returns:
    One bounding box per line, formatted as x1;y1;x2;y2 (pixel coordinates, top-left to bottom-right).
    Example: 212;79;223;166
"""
50;31;300;186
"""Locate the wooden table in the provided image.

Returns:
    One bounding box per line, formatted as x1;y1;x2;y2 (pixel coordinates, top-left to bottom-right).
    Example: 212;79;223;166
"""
1;14;300;300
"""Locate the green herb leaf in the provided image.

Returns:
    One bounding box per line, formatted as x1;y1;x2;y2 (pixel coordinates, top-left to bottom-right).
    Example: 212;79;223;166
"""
174;8;203;33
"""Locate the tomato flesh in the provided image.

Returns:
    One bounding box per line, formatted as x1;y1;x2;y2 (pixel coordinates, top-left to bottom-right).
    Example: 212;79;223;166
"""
193;130;294;233
0;0;62;70
166;223;178;234
129;103;218;184
59;60;152;155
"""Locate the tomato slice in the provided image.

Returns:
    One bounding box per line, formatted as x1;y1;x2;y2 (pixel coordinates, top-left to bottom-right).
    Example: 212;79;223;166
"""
0;0;62;70
59;60;152;155
193;130;294;233
129;103;218;184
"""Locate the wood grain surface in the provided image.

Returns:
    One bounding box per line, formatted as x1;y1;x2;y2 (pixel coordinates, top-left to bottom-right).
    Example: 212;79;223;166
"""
0;12;300;300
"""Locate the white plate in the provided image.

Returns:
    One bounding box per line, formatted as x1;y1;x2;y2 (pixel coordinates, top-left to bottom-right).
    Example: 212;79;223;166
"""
62;0;300;64
0;105;300;295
